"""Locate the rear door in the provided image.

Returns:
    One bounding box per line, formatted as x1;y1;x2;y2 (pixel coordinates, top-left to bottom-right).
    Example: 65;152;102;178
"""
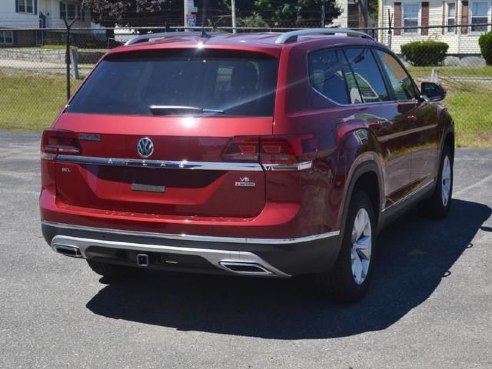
52;49;278;218
342;47;414;206
374;49;439;187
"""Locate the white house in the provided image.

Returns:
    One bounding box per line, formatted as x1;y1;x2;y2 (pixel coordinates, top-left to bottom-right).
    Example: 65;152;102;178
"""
0;0;91;46
331;0;378;35
378;0;492;54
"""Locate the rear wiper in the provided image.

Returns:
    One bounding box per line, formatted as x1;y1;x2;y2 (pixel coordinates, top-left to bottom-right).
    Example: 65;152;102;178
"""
149;105;224;115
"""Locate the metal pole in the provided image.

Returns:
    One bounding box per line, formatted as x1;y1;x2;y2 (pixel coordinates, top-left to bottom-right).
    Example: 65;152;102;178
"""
184;0;188;29
387;9;393;49
231;0;237;33
362;0;369;29
64;16;77;101
65;26;70;100
321;0;326;27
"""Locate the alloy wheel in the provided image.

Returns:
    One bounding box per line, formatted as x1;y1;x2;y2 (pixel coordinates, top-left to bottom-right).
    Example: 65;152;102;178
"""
350;208;372;285
441;155;451;207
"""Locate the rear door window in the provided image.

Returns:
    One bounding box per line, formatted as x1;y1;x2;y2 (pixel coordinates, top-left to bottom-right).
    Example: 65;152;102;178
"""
309;49;350;104
343;48;390;103
67;51;278;117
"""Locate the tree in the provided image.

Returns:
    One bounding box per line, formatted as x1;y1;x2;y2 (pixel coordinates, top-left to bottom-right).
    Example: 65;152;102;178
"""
250;0;341;27
81;0;341;30
81;0;178;27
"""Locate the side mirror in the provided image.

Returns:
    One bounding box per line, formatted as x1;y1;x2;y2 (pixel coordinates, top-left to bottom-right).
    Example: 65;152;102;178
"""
421;82;446;101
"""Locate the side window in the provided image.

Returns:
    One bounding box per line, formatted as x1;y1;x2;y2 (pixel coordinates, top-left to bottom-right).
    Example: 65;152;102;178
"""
343;48;390;103
308;49;349;104
376;50;417;101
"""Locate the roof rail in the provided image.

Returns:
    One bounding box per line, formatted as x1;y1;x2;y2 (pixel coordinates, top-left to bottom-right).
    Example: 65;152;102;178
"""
275;28;374;44
125;31;220;46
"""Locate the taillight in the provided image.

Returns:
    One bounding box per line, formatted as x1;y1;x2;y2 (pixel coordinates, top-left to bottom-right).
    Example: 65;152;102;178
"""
259;138;297;164
41;129;81;156
222;137;259;161
222;135;317;164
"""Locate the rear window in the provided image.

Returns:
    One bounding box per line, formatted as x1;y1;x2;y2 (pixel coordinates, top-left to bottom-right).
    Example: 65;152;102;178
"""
67;50;278;117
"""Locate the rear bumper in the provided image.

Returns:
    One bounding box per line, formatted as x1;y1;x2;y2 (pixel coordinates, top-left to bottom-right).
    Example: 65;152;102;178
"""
42;221;341;277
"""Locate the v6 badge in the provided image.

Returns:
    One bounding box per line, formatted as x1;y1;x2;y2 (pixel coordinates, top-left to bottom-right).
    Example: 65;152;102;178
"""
235;177;256;188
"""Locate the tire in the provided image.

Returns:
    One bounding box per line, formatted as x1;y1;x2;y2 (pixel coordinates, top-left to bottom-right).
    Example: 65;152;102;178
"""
87;260;128;279
317;190;376;302
420;145;453;218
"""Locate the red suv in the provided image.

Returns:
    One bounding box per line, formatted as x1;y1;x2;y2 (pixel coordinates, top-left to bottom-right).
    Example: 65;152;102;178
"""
40;29;454;301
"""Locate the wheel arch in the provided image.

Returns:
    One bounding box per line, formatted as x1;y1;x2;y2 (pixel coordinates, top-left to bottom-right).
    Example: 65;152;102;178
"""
328;157;383;276
336;158;384;251
344;161;383;227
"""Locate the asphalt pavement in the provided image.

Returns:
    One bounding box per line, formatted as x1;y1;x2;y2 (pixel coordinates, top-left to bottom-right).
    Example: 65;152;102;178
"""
0;131;491;369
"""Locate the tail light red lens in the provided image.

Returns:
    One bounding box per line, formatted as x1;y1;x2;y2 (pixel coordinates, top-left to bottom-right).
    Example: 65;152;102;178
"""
222;137;260;161
222;135;317;164
41;129;81;155
259;138;297;164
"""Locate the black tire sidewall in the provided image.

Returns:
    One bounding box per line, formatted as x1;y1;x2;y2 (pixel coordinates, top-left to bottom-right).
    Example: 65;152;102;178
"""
330;191;376;302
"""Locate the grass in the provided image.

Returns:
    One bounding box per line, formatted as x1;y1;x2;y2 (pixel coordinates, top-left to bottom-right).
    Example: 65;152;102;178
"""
408;65;492;79
0;69;490;147
0;70;81;131
409;66;492;147
3;45;109;52
444;81;492;147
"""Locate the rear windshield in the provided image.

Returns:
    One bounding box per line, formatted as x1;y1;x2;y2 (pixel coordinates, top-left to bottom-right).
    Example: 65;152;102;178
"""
67;50;278;117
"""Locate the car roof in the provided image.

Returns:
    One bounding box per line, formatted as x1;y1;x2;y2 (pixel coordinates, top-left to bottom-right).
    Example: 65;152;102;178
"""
107;29;380;58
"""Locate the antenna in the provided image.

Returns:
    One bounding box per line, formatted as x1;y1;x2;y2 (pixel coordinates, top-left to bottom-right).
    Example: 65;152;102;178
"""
201;26;211;38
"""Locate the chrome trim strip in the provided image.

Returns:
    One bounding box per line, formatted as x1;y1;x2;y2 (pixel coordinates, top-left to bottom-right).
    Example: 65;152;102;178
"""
50;235;290;277
56;155;264;172
42;221;340;245
56;155;313;172
41;153;56;160
263;161;313;171
382;179;435;213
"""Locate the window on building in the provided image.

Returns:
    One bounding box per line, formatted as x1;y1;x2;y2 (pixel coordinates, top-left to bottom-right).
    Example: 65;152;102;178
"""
471;2;489;32
447;2;456;33
17;0;35;14
403;3;420;33
60;2;82;20
0;31;14;45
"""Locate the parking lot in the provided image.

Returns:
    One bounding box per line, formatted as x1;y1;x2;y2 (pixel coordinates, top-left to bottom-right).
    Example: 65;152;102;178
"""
0;131;491;369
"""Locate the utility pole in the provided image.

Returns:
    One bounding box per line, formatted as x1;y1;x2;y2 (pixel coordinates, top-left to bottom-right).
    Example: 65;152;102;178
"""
184;0;188;28
231;0;237;33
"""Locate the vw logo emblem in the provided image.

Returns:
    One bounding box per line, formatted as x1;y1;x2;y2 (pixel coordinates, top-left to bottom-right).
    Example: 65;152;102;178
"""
137;137;154;158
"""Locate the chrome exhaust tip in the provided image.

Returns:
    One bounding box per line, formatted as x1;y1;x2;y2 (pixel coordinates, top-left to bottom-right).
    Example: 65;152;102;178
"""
53;244;83;258
219;261;274;276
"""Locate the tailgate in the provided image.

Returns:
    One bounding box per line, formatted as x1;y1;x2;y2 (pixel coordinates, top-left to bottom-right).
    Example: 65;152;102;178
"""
52;114;272;218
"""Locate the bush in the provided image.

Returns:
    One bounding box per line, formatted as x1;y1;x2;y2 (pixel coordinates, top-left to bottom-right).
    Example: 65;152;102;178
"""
479;31;492;65
400;41;449;66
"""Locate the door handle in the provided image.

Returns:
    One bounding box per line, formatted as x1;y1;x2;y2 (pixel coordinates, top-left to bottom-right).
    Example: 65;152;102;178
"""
369;120;384;129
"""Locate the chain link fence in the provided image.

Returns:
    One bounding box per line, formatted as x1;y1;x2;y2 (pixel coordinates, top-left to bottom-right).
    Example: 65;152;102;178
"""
0;24;491;146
